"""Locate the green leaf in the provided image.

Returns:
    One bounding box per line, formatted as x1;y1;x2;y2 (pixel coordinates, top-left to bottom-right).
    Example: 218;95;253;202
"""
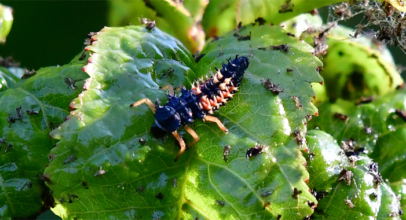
306;130;402;219
201;0;238;38
0;4;13;44
0;67;19;91
108;0;206;53
44;24;322;219
0;61;88;218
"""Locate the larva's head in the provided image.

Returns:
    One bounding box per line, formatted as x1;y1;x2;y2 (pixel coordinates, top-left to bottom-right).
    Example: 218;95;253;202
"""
151;105;181;138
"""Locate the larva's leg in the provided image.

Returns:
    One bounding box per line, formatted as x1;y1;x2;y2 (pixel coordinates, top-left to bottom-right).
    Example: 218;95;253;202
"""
204;116;229;133
173;131;187;162
130;98;156;113
184;125;200;146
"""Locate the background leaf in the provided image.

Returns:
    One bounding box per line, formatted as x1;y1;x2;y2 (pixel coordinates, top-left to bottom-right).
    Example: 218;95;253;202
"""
0;4;13;44
0;59;87;219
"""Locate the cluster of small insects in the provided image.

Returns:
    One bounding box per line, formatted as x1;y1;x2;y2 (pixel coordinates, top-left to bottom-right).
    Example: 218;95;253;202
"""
328;1;406;55
130;55;249;161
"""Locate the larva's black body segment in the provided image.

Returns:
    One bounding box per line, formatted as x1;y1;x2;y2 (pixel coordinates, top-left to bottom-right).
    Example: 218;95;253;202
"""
131;55;249;160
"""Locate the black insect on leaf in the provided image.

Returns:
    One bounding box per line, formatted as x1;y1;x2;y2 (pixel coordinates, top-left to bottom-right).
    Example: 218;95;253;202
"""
16;107;23;120
223;145;231;162
293;129;305;145
234;32;251;41
21;69;36;79
141;18;156;30
138;138;147;145
286;68;293;72
5;144;12;153
246;143;264;159
255;17;266;25
7;116;16;124
334;112;349;123
81;181;89;189
308;201;316;209
270;44;290;53
292;188;302;199
26;109;39;115
356;96;375;105
261;191;273;197
193;52;206;62
311;188;327;200
65;77;78;90
160;68;175;79
287;32;295;37
277;215;282;220
263;201;270;210
216;200;225;207
261;79;283;94
258;46;267;50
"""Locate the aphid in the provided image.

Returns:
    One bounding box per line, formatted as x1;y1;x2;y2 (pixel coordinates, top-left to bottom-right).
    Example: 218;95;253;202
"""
334;112;349;123
261;191;273;197
173;178;177;188
350;24;364;38
7;116;17;124
292;188;302;199
223;145;231;162
216;200;225;206
136;186;145;193
287;32;295;37
255;17;266;26
356;96;375;105
234;32;251;41
130;55;249;161
364;126;372;135
293;130;305;145
160;68;175;79
156;193;164;200
338;169;353;185
141;18;156;30
261;79;283;95
258;46;267;50
65;77;78;90
344;198;355;209
395;109;406;122
246;143;264;159
399;209;404;216
78;51;87;61
276;215;282;220
286;68;293;72
63;155;76;164
94;168;106;177
139;138;147;145
370;192;378;200
218;45;223;57
263;201;270;209
369;162;383;187
270;44;290;53
16;107;23;120
307;201;316;209
309;9;319;15
67;194;79;203
341;138;362;157
308;152;315;160
348;155;358;166
193;52;206;62
311;188;327;200
21;69;36;79
292;96;302;109
333;2;352;19
84;32;97;46
5;144;12;153
0;56;19;68
279;0;294;13
26;109;39;115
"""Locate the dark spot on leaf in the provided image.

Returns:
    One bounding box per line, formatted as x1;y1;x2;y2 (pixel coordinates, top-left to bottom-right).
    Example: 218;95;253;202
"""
0;56;20;67
258;46;267;50
338;51;344;56
223;145;231;162
216;200;225;206
311;188;327;200
156;193;164;200
396;84;405;90
369;192;378;200
81;181;89;189
261;79;283;94
277;215;282;220
5;144;12;153
292;188;302;199
270;44;290;52
308;201;316;209
136;186;145;193
246;143;264;159
286;68;293;72
26;109;39;115
79;51;87;61
160;68;175;79
287;32;295;37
